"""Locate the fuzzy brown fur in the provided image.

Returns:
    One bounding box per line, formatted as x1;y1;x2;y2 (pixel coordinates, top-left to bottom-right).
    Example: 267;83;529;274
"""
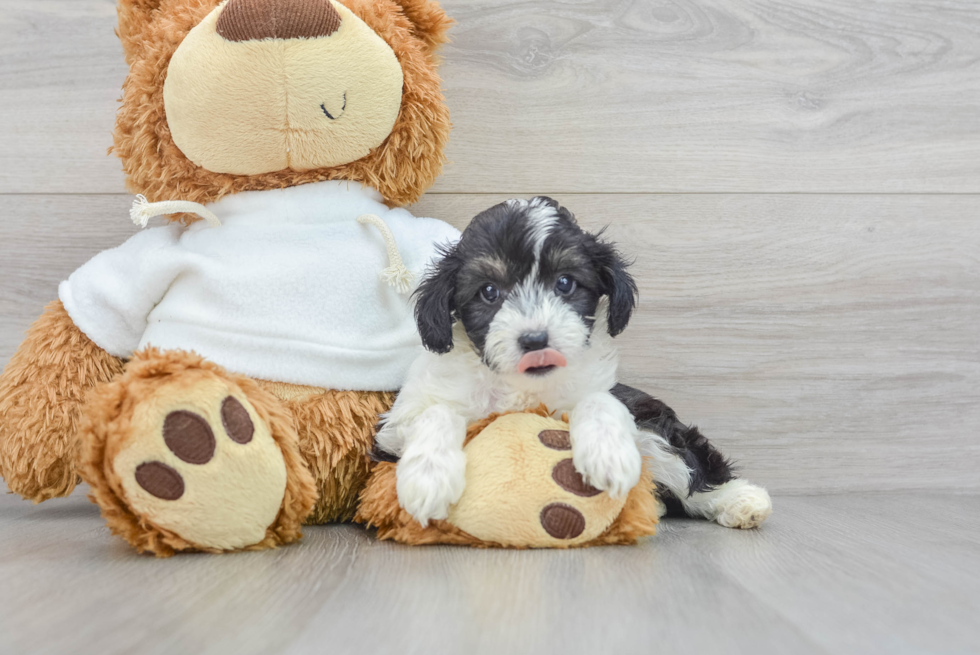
274;387;395;524
0;301;124;502
77;348;319;557
113;0;452;211
355;409;660;548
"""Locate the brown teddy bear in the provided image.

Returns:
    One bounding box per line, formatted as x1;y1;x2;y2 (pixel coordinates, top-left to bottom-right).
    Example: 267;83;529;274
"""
0;0;458;556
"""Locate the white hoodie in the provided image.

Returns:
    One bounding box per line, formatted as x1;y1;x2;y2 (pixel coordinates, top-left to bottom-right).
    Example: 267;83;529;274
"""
59;181;460;391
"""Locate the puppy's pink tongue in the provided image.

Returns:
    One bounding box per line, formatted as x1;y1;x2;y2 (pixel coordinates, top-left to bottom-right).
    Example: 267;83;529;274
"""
518;348;567;373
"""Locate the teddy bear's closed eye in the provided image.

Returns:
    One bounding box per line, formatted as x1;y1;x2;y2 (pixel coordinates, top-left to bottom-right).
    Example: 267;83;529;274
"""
321;93;347;120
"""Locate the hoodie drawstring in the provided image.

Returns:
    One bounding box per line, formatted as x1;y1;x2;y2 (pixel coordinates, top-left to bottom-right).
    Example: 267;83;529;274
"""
357;214;416;294
130;195;222;229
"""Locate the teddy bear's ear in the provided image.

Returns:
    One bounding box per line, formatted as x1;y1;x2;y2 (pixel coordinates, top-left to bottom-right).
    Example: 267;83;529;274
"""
391;0;453;53
116;0;165;63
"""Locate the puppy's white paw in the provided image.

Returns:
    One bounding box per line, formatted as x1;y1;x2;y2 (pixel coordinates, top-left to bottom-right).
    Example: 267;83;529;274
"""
396;445;467;526
570;423;642;499
713;480;772;529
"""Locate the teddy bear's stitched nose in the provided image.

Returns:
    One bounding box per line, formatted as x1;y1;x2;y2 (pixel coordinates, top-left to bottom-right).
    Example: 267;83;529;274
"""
217;0;342;42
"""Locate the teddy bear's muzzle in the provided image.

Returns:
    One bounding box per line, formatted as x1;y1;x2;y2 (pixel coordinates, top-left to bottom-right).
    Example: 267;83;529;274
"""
217;0;343;42
163;0;404;175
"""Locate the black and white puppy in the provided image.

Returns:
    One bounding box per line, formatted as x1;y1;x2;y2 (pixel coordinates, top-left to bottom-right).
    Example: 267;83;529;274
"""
375;197;772;529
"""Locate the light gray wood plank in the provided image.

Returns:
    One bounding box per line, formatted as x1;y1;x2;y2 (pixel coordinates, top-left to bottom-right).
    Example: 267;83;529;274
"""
0;194;139;341
0;1;128;195
439;0;980;194
0;487;977;655
3;1;980;194
1;192;978;494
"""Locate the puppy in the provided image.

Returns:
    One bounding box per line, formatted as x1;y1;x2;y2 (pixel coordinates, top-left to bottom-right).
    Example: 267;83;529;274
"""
375;197;772;529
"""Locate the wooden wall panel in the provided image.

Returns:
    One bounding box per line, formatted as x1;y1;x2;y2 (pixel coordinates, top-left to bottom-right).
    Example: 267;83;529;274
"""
2;0;980;194
2;192;977;493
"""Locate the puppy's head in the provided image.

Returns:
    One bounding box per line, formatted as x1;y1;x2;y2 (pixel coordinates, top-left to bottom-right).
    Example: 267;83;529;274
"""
415;197;637;376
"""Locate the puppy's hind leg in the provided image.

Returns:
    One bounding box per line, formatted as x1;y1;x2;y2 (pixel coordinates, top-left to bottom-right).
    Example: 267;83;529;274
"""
636;429;772;529
681;479;772;529
615;384;772;529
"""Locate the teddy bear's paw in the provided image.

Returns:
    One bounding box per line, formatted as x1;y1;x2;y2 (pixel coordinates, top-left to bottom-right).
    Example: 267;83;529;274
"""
438;413;653;548
112;377;288;551
711;480;773;529
395;445;467;526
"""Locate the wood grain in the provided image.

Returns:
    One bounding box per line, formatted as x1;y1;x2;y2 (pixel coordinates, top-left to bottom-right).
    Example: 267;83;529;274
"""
2;0;980;194
2;193;978;495
0;1;127;194
0;487;977;655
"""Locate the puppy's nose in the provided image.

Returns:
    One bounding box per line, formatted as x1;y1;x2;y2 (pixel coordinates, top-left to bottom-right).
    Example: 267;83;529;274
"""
518;332;550;353
217;0;342;42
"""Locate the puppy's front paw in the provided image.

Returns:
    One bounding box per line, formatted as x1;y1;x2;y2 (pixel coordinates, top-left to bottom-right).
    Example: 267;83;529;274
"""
570;423;642;499
396;446;467;526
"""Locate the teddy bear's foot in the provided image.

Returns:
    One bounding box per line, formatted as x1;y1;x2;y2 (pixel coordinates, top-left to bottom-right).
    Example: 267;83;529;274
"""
77;349;317;556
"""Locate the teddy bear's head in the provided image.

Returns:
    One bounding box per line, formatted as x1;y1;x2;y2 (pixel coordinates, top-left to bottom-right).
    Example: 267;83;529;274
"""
114;0;452;210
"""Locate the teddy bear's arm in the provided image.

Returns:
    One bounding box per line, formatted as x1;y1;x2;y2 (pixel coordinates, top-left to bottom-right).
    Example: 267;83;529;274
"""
0;300;123;502
0;225;184;501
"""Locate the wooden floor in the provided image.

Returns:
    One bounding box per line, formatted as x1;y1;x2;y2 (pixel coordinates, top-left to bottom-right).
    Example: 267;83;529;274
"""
0;487;977;655
2;1;980;653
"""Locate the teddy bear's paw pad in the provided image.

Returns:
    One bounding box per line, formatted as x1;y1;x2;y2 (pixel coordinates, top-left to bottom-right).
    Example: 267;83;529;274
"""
135;462;185;500
540;503;586;539
113;379;288;551
221;397;255;444
538;429;571;450
163;411;216;464
551;459;601;497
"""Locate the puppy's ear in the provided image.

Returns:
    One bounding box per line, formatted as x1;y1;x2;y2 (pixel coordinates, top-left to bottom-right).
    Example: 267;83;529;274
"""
413;244;463;353
587;233;638;337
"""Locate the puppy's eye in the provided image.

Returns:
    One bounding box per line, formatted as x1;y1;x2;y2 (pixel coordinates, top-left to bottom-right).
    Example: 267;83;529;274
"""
480;283;500;303
555;275;576;296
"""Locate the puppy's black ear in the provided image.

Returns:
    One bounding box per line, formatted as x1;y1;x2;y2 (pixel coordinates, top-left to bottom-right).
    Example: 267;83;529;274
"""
413;244;463;354
587;232;638;337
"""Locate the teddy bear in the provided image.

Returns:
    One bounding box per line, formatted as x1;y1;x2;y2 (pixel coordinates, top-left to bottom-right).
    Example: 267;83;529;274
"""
0;0;460;556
